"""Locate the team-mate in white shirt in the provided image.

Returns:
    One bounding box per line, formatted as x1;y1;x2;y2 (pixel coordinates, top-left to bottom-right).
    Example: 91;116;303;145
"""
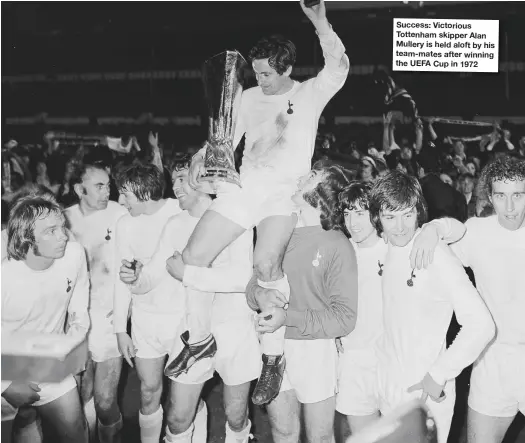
65;163;127;443
449;156;525;443
1;197;90;443
336;181;469;434
119;162;260;443
172;0;349;404
112;163;182;443
367;171;495;443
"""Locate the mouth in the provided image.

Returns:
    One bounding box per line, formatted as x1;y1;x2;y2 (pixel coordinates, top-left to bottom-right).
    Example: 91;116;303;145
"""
504;215;517;220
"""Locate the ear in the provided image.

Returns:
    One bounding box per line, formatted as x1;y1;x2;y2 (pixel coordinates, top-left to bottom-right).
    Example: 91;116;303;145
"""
73;183;84;199
283;65;293;77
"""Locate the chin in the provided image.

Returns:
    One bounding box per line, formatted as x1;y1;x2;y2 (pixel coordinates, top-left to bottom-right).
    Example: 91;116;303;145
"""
388;235;413;247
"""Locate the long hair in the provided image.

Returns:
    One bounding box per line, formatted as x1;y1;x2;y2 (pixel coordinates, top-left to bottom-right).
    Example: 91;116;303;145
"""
303;165;353;233
476;155;525;209
115;163;165;202
369;170;428;235
7;197;63;261
248;35;296;75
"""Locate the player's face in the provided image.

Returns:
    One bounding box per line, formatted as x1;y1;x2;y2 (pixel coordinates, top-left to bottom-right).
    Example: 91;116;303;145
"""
489;179;525;231
172;169;200;211
344;203;377;246
79;168;110;211
292;170;327;207
118;190;144;217
32;211;68;259
379;206;418;247
252;59;290;96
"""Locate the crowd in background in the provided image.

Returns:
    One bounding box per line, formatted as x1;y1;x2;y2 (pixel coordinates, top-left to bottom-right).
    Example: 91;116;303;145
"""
2;113;525;228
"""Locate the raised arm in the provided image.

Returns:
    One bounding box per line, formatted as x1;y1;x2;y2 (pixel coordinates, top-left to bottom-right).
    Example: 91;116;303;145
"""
304;0;349;104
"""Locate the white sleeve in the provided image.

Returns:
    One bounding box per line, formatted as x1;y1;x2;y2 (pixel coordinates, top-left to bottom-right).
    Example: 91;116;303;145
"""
183;230;254;293
113;218;133;333
428;218;467;244
133;220;178;295
450;219;475;267
312;25;350;108
66;247;90;338
428;245;495;385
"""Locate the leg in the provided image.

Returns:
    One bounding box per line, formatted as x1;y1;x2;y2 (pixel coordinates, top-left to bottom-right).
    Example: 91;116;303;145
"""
254;215;296;283
303;396;336;443
266;390;301;443
223;382;251;431
11;407;43;443
79;359;97;442
164;381;204;442
93;357;123;443
251;215;296;406
136;356;166;443
466;408;515;443
346;413;380;435
37;388;88;443
182;210;245;267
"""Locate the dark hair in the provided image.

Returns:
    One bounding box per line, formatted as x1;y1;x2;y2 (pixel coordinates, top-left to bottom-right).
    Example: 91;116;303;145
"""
70;162;108;188
248;35;296;75
7;197;63;261
171;154;193;173
115;163;165;202
369;170;428;235
303;165;353;233
338;181;373;238
476;155;525;205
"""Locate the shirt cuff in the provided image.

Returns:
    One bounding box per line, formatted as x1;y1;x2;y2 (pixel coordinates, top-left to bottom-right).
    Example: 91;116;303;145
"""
182;265;199;288
284;309;305;332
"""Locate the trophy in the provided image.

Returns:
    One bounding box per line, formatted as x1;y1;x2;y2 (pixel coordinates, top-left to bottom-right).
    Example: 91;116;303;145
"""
200;50;247;190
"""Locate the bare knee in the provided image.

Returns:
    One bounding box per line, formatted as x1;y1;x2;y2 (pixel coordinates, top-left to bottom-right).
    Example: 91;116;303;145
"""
254;256;283;282
94;388;119;419
224;403;248;432
182;248;211;268
140;379;162;410
166;405;195;435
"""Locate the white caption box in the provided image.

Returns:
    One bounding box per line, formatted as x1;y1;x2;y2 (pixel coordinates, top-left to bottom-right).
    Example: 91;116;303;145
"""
393;18;499;73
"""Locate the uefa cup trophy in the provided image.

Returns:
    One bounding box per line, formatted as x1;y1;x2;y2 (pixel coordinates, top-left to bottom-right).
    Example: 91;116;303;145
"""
200;50;247;190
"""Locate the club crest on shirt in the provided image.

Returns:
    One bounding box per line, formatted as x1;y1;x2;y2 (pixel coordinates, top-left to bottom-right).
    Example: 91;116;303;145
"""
105;228;112;241
312;250;322;267
66;278;72;293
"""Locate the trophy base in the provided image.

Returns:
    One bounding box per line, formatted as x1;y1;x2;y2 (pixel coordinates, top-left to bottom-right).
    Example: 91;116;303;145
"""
200;168;242;192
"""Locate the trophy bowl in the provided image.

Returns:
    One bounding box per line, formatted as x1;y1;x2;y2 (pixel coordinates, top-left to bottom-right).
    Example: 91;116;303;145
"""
199;50;247;190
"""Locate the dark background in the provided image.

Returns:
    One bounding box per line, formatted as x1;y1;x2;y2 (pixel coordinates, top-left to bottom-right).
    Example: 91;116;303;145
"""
2;1;525;146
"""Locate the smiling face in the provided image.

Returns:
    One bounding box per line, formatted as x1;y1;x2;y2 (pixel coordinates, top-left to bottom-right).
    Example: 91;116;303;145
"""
172;168;202;211
489;179;525;231
379;206;418;247
252;58;292;96
344;203;377;246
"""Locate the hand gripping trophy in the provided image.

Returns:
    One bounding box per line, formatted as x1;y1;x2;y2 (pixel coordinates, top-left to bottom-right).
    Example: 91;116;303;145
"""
199;50;247;192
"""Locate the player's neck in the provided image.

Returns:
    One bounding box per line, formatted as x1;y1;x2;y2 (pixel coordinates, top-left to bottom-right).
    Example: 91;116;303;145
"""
357;233;381;249
79;200;100;217
25;250;55;271
142;199;166;216
298;206;321;228
188;197;212;218
274;78;295;96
